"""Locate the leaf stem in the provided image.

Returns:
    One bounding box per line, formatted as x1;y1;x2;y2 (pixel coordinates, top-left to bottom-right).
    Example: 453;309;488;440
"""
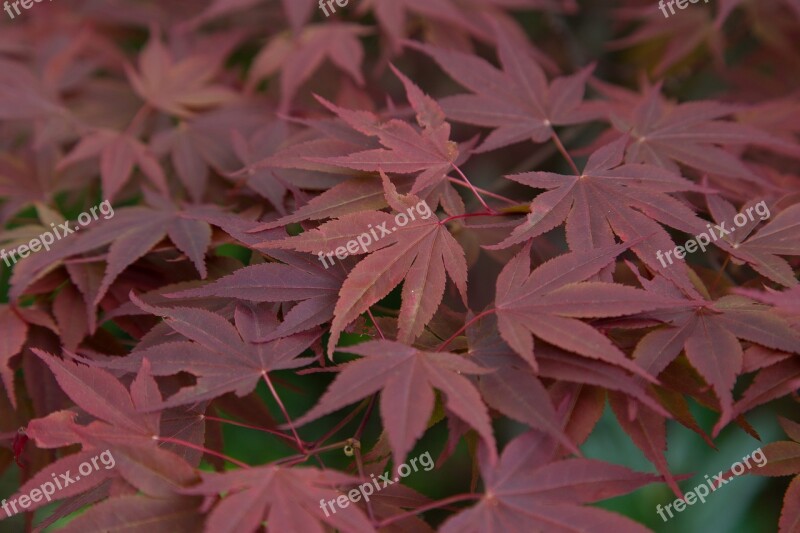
447;177;516;205
353;447;377;522
125;104;152;136
154;435;250;469
366;308;385;340
440;211;501;225
436;309;496;351
263;372;305;452
375;493;481;529
710;254;732;293
275;440;352;466
550;129;580;175
201;415;303;445
451;163;496;214
354;395;376;441
310;399;369;448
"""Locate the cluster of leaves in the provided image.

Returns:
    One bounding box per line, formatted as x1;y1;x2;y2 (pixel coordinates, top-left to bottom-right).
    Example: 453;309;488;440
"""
0;0;799;531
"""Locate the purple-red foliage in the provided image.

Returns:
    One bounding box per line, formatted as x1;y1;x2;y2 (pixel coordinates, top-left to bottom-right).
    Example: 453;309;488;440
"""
0;0;799;531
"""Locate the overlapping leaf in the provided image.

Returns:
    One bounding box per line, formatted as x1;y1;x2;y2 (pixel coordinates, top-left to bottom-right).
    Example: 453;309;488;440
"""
182;466;374;533
293;339;496;466
490;136;710;293
96;295;320;408
495;240;679;377
631;273;800;431
412;31;598;152
307;66;462;194
265;173;466;352
440;430;659;533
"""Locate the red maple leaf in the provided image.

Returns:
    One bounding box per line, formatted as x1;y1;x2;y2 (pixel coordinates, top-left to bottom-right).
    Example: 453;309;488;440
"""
293;339;497;467
440;430;659;533
410;30;599;153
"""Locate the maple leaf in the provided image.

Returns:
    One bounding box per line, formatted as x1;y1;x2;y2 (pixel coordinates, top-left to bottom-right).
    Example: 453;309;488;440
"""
494;240;675;378
53;284;90;351
18;352;202;515
2;4;800;530
608;2;729;76
251;176;395;231
98;295;320;408
630;272;800;432
704;196;800;287
490;136;710;293
0;58;67;122
294;339;496;466
734;286;800;315
57;128;170;202
167;250;346;341
265;173;467;351
410;30;598;153
727;355;800;441
358;0;570;58
124;29;237;118
10;200;213;311
608;392;684;497
229;124;292;213
466;312;671;449
440;430;659;533
356;0;489;53
182;466;374;533
307;66;462;195
604;88;800;180
52;495;206;533
248;23;369;112
0;150;64;224
149;102;274;203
